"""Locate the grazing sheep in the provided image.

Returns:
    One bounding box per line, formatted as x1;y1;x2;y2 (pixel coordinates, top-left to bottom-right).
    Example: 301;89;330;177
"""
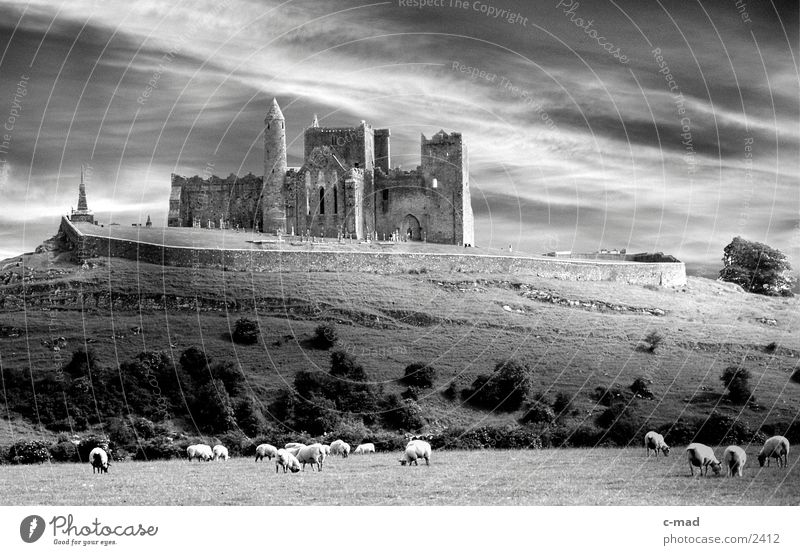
686;443;721;477
296;443;325;471
644;431;670;457
354;442;376;455
275;449;301;473
255;444;278;462
723;445;747;477
284;442;306;449
89;447;109;474
399;440;432;466
212;445;229;461
330;439;350;458
320;444;331;457
187;444;213;461
758;436;790;468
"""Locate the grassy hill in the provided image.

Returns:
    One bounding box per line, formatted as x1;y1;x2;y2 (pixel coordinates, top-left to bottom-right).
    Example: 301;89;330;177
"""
1;246;799;449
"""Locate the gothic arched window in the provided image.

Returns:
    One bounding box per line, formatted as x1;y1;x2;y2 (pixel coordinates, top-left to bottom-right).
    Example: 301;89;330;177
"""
319;187;325;215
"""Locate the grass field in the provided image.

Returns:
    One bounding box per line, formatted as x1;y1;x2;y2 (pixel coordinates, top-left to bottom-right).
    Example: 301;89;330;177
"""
0;448;797;506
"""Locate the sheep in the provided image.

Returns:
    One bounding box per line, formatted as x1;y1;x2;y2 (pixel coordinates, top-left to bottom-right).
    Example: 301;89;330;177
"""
644;431;670;457
255;444;278;462
296;443;325;471
286;445;303;458
187;444;213;461
284;442;306;449
686;443;721;477
89;447;109;474
723;445;747;477
212;444;229;461
399;439;432;466
320;444;331;457
758;436;790;468
330;439;350;458
354;442;376;455
275;449;301;473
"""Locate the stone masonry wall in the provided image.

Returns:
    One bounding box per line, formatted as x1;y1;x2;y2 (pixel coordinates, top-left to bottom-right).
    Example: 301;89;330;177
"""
61;217;687;286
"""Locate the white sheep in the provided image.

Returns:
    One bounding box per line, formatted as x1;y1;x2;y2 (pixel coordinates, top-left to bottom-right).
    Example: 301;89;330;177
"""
89;447;109;474
399;439;431;466
284;442;306;449
686;443;721;476
212;444;229;461
275;449;301;473
320;444;331;457
330;439;350;458
187;444;213;461
354;442;376;455
723;445;747;477
758;436;790;468
255;444;278;462
296;443;325;471
644;431;670;457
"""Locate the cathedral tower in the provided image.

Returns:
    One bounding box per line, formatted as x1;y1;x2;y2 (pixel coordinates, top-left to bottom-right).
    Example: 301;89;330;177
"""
263;98;287;233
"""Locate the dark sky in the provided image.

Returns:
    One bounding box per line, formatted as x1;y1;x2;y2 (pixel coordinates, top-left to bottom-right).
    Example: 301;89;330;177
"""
0;0;797;271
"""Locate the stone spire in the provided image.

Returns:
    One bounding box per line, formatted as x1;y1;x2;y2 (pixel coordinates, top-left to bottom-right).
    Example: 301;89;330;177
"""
70;164;96;224
77;165;89;211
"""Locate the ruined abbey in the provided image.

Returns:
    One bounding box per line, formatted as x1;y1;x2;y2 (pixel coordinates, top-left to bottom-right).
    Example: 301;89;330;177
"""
168;99;475;246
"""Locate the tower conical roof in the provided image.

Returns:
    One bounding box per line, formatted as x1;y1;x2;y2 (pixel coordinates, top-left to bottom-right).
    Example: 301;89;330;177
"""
266;98;284;120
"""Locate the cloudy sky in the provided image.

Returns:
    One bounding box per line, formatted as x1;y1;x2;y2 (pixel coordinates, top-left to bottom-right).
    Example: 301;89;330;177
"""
0;0;797;272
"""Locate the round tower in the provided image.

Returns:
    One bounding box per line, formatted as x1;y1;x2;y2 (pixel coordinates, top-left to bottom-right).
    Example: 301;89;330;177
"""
263;98;287;233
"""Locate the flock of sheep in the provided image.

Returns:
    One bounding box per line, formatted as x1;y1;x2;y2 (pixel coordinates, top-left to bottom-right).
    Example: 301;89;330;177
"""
644;431;791;477
85;433;789;480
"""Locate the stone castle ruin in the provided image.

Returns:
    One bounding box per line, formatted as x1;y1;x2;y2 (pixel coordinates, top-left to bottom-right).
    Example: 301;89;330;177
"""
168;99;475;246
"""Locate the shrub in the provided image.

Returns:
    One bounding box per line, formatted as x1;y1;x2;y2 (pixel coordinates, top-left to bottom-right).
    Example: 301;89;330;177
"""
133;436;183;460
234;396;270;437
694;412;758;445
790;369;800;385
519;401;556;425
401;387;420;401
49;441;79;463
761;420;800;445
764;342;778;353
77;436;113;462
432;425;542;450
329;350;368;382
442;380;460;401
463;359;532;411
629;377;654;400
328;418;372;446
595;402;643;446
552;392;574;417
192;379;237;432
592;386;629;407
400;363;437;388
382;394;426;431
720;366;753;404
637;331;663;353
232;317;260;345
8;440;51;464
313;324;338;349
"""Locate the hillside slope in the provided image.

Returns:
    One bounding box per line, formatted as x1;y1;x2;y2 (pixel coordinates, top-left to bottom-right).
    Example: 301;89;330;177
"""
1;248;799;441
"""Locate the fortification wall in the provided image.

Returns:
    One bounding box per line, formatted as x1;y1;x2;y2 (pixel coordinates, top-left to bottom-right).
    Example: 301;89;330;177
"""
60;217;686;286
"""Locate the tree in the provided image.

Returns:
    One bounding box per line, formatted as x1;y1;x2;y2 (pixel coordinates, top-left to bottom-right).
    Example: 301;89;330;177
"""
313;324;338;349
400;362;437;388
232;317;261;344
463;359;532;411
719;237;795;296
720;366;753;405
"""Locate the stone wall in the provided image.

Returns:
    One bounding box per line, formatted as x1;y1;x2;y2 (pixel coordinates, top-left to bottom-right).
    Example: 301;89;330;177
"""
61;216;687;286
169;173;263;229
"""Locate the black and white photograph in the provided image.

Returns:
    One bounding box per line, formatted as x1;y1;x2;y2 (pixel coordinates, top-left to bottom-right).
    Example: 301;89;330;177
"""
0;0;798;551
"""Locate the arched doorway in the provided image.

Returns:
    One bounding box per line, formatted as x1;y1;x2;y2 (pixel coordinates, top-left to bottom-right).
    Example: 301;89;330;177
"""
401;214;422;241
